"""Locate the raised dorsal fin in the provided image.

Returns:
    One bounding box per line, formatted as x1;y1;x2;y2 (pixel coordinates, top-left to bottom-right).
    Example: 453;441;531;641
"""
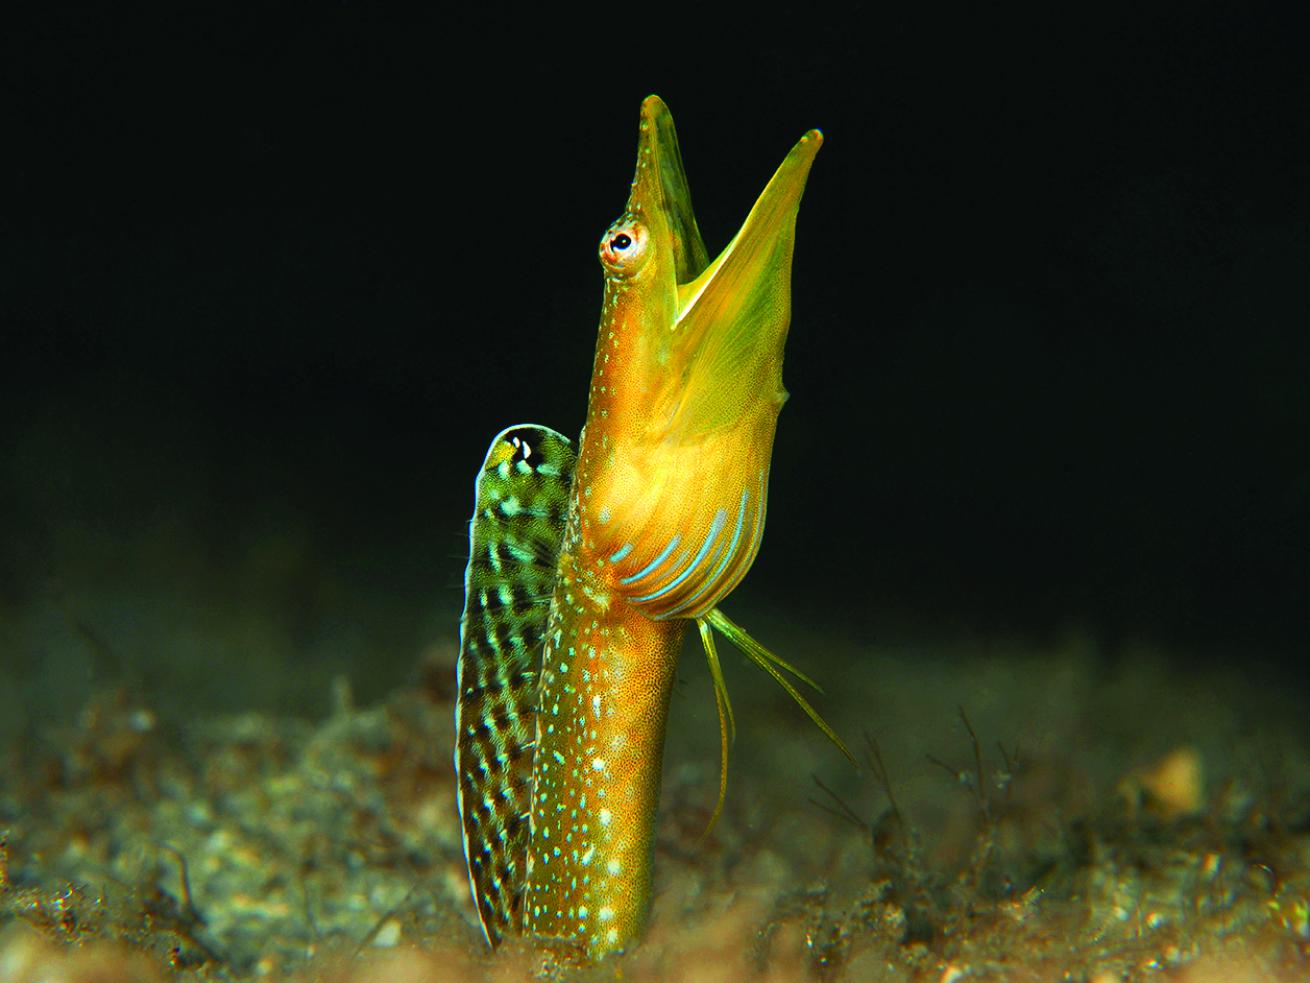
454;424;575;946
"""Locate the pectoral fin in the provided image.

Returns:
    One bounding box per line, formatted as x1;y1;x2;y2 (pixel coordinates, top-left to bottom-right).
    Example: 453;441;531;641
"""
702;607;855;764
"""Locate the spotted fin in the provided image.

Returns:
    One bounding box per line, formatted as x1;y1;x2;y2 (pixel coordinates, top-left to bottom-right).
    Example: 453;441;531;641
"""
455;424;575;947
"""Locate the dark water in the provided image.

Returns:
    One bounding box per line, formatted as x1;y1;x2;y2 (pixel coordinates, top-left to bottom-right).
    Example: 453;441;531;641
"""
5;8;1307;725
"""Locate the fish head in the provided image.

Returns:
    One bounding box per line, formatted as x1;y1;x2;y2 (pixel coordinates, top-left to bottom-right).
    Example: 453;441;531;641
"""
595;95;822;446
582;97;823;618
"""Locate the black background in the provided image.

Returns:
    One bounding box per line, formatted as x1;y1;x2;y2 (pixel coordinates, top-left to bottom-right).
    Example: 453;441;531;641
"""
3;7;1307;682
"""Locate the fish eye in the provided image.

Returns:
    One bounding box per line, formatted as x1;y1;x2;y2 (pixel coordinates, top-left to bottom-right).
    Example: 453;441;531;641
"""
599;220;648;275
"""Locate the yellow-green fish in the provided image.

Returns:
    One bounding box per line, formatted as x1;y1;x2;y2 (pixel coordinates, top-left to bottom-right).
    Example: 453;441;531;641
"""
454;95;850;961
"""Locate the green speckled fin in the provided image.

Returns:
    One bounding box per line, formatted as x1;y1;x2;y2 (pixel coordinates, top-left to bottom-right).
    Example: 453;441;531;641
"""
455;425;575;947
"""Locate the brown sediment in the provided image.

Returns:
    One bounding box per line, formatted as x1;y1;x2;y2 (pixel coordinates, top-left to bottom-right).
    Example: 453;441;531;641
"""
4;627;1310;980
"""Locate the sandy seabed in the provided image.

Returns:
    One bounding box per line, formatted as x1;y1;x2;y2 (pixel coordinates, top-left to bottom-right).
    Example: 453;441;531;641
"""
3;611;1309;981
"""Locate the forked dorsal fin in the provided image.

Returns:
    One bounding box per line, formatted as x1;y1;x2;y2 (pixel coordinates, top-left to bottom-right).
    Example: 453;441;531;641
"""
455;424;575;946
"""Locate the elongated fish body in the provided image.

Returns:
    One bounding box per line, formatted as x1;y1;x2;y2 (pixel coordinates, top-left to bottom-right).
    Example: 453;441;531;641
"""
455;96;846;960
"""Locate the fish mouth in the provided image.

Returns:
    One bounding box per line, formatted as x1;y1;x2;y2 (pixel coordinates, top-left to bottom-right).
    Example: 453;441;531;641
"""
633;95;709;285
629;95;823;301
631;96;817;327
674;124;823;327
617;96;824;438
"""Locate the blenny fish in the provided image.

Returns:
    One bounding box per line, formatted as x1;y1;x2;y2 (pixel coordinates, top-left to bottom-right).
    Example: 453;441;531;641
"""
454;95;851;961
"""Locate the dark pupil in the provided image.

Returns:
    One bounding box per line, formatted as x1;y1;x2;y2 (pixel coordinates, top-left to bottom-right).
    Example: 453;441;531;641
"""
611;233;632;251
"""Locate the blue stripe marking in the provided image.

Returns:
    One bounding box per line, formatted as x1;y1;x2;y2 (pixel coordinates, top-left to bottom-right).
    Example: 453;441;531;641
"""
608;542;633;563
746;471;767;560
618;534;681;586
631;551;688;602
664;489;749;617
658;533;731;619
633;509;728;603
